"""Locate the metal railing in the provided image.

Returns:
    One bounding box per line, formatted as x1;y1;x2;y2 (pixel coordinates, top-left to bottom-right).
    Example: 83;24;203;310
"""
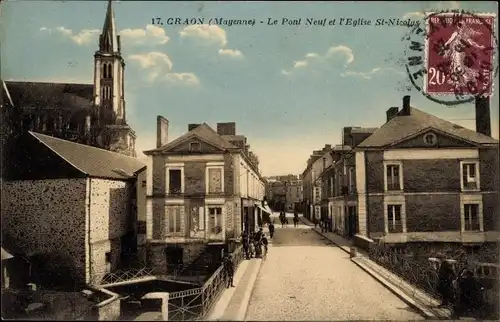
367;243;500;319
100;267;154;285
167;246;244;321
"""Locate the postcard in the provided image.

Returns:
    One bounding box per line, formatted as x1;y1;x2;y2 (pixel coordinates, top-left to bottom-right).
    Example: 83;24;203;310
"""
1;1;498;321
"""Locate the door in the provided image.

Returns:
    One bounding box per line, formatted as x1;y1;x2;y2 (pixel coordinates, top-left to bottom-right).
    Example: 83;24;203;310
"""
348;206;357;238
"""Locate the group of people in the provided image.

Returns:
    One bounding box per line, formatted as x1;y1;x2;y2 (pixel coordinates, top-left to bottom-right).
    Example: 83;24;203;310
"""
279;212;300;228
437;260;485;318
242;228;269;260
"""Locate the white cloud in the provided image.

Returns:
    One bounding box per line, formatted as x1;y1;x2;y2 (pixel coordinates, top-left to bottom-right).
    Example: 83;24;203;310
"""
40;24;169;47
282;45;354;75
120;24;169;45
165;72;200;86
128;52;199;86
218;48;243;59
179;24;244;59
40;26;99;45
180;24;228;47
340;68;382;80
402;1;460;20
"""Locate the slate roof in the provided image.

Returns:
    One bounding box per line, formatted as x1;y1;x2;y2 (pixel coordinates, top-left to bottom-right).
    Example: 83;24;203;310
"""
30;132;146;179
357;107;499;148
144;123;238;153
4;81;94;111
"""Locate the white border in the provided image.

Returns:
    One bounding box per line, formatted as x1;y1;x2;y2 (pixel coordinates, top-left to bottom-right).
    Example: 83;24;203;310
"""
423;12;497;97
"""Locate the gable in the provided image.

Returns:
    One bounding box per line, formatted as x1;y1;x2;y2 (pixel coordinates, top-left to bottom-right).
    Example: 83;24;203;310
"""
388;129;478;149
167;136;224;154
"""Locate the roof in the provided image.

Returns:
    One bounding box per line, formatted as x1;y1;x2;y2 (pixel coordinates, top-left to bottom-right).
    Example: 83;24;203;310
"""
145;123;238;153
102;0;119;52
350;127;378;134
30;132;146;180
1;247;14;260
4;81;94;110
357;107;499;148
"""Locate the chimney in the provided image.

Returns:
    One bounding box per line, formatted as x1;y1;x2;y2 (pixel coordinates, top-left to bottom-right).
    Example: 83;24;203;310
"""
324;144;332;149
401;95;411;115
475;96;491;137
156;116;169;148
188;123;200;131
216;122;236;135
386;107;399;122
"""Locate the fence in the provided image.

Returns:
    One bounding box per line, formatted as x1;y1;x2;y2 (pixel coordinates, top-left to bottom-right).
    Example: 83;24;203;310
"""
368;243;500;319
167;245;244;321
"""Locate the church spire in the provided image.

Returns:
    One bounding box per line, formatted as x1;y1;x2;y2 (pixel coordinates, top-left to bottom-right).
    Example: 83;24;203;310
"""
99;0;120;53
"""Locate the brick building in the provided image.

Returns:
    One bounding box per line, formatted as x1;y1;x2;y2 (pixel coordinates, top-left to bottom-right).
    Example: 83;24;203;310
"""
1;132;146;287
354;96;499;260
143;118;265;272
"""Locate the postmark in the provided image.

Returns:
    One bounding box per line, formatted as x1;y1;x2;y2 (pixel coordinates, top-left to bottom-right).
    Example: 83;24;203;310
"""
403;10;498;106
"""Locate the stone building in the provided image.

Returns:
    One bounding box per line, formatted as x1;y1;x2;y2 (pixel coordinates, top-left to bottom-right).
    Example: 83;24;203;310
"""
321;128;377;237
143;118;265;272
353;96;499;261
264;176;303;212
301;145;333;221
1;132;146;287
1;0;136;180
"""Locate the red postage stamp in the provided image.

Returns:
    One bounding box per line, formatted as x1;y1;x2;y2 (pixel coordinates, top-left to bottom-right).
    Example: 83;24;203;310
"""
424;12;496;96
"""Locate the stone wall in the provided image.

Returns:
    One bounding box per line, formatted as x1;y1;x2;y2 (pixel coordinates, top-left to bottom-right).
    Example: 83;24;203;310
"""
88;178;134;285
1;179;87;285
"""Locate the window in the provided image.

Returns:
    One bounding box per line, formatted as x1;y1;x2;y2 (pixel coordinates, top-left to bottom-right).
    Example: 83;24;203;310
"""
105;252;111;263
464;204;480;231
207;167;223;194
169;169;182;194
208;207;222;234
168;207;182;233
387;205;402;233
189;142;201;152
461;162;479;190
423;133;437;146
348;167;354;193
385;163;402;191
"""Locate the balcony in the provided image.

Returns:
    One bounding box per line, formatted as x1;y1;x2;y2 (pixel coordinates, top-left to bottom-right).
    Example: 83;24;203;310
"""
388;222;403;233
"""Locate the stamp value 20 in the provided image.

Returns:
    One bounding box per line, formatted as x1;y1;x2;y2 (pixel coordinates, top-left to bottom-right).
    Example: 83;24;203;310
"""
424;12;496;96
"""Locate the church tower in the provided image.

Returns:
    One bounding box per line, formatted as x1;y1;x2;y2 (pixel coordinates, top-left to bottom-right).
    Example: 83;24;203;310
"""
93;0;136;157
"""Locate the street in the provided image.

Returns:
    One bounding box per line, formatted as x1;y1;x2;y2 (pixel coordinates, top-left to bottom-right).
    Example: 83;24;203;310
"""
245;213;425;321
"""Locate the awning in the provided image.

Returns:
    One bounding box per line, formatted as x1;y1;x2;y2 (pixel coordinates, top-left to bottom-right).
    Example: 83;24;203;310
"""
257;204;273;215
1;247;14;260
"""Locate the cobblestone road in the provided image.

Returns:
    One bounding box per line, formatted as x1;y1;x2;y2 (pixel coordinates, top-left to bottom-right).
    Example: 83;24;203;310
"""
245;213;425;321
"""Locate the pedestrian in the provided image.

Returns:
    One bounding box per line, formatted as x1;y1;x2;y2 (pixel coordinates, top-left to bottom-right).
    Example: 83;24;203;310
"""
242;231;250;260
262;235;268;256
223;254;235;288
437;260;457;307
268;222;275;239
254;228;263;257
454;267;483;318
314;217;318;228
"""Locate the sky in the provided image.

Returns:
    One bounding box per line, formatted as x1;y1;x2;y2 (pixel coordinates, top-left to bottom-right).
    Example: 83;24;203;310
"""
1;0;499;176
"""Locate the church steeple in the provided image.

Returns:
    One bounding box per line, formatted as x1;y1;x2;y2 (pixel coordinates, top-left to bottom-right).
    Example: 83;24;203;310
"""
93;0;126;124
99;0;120;53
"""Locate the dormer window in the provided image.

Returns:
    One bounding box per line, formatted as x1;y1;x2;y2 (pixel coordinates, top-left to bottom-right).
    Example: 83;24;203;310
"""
189;142;201;152
423;133;437;146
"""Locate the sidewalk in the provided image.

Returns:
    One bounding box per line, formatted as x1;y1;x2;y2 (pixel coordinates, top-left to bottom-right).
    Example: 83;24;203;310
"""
298;215;451;320
206;258;263;321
